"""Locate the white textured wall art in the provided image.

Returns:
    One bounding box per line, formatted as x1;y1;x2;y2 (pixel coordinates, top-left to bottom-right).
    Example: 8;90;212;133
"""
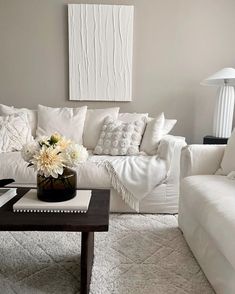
68;4;134;101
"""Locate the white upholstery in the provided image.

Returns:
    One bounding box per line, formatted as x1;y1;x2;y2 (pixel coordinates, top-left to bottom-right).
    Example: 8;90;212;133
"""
83;107;119;149
181;144;225;178
0;104;184;213
140;113;165;154
0;113;33;152
118;112;148;123
0;135;185;213
179;145;235;294
179;194;235;294
219;128;235;175
0;104;37;137
36;105;87;144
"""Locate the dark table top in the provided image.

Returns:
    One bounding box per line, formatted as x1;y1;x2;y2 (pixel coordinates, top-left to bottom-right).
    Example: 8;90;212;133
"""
0;188;110;232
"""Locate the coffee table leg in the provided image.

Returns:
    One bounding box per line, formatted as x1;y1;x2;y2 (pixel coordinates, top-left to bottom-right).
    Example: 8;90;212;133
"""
81;232;94;294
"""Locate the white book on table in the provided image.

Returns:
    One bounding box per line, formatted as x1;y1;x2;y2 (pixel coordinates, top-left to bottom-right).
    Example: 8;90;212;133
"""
13;189;91;213
0;188;17;207
6;183;36;188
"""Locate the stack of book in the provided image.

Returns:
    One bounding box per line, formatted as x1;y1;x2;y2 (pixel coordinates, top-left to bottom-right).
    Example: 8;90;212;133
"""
13;189;91;213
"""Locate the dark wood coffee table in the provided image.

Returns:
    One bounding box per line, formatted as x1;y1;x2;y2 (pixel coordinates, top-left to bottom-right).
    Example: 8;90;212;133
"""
0;188;110;294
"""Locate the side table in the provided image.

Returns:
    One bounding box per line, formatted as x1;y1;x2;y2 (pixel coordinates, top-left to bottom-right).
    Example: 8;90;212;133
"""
203;136;228;145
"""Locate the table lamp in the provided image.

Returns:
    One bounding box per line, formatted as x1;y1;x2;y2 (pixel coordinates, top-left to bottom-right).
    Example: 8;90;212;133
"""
201;67;235;138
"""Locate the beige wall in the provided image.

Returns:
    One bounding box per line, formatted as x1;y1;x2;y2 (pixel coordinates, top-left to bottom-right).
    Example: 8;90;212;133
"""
1;0;235;143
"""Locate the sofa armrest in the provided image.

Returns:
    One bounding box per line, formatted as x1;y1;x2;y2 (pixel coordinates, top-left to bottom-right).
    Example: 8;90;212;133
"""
181;144;225;178
157;135;186;183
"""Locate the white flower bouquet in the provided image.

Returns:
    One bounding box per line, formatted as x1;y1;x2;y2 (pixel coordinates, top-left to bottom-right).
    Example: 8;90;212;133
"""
21;133;88;201
21;133;88;178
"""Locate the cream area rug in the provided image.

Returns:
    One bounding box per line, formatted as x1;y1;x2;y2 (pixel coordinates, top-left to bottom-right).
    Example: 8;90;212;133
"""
0;214;214;294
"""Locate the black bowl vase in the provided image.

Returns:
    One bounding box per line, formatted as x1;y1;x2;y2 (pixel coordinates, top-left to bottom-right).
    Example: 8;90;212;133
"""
37;167;77;202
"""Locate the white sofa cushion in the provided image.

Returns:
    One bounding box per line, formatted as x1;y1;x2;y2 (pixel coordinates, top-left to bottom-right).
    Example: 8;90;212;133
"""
218;128;235;175
0;151;112;188
181;144;225;178
0;104;37;137
36;105;87;144
140;113;165;154
83;107;119;150
0;112;33;152
94;116;146;155
118;112;148;122
181;175;235;270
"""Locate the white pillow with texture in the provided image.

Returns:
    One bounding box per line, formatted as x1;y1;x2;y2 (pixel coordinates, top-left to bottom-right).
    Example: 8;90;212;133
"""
36;105;87;144
94;116;146;156
118;112;148;123
140;113;165;155
83;107;120;150
0;104;37;137
0;112;33;152
217;128;235;175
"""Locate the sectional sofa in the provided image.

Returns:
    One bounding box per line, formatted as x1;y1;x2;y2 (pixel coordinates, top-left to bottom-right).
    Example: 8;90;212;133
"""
0;104;186;213
179;144;235;294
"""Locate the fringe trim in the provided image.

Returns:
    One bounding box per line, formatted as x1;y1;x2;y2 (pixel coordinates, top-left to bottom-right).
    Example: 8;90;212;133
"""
104;161;140;212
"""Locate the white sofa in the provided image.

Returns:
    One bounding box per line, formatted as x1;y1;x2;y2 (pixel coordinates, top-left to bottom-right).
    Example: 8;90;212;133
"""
0;105;186;213
179;144;235;294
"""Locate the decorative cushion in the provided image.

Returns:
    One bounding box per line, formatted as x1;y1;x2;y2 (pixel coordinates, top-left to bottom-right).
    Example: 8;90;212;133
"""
217;128;235;175
36;105;87;144
83;107;120;150
0;112;33;152
94;116;147;155
140;113;165;155
0;104;37;137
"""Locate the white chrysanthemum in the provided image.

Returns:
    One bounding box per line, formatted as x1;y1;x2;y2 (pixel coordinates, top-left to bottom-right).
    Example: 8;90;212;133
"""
62;144;88;167
56;136;72;151
32;146;64;178
21;142;39;163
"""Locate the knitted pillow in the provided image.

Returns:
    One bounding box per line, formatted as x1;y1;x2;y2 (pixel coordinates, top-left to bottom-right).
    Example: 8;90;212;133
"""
94;116;147;155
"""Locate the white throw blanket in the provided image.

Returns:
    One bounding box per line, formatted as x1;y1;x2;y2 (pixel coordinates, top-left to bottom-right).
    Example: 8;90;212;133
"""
90;135;184;212
103;155;167;212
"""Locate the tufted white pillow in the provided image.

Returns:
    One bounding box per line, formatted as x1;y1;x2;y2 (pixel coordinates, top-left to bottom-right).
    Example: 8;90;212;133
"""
94;116;147;156
0;112;33;152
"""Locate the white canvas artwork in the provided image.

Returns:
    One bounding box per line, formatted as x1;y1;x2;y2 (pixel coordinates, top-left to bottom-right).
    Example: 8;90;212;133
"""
68;4;134;101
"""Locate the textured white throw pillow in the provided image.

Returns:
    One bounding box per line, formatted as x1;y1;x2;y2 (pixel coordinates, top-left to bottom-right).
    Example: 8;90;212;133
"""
218;128;235;175
140;113;165;155
0;104;37;137
36;105;87;144
0;112;33;152
83;108;120;150
94;116;147;156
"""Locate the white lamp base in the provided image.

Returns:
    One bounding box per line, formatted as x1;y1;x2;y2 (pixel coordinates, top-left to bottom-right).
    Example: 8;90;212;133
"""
213;85;235;138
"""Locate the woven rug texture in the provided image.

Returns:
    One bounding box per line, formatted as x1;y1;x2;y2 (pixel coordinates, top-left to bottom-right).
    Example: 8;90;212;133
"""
0;214;214;294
